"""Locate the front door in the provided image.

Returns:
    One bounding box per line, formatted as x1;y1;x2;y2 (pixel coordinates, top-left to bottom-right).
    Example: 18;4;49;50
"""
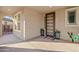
45;12;55;37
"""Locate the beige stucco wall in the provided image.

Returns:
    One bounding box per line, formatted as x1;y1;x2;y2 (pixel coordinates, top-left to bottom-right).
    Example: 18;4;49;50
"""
13;10;25;40
55;7;79;40
0;12;6;36
0;20;2;36
13;8;44;40
24;8;44;40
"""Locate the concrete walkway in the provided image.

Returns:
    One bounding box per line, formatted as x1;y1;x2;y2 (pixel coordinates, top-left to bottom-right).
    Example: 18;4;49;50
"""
0;34;24;45
0;34;54;52
0;34;79;52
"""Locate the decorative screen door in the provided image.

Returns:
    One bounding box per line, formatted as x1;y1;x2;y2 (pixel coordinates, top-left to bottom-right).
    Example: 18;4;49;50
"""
45;12;55;37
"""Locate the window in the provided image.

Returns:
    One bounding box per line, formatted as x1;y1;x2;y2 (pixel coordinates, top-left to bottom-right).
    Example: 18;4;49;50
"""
14;12;21;31
65;7;79;27
68;11;76;24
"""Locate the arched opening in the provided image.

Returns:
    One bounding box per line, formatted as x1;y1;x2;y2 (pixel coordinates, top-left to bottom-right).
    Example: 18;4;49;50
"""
2;16;13;35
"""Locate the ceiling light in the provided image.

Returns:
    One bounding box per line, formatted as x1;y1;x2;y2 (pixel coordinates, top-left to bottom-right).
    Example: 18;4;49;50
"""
49;6;52;8
8;9;11;11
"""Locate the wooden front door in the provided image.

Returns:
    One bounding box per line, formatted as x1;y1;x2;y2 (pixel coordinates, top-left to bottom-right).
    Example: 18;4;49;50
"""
45;12;55;37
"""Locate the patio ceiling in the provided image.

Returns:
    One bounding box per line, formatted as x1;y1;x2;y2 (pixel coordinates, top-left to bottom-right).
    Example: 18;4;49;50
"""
0;6;69;15
27;6;68;13
0;6;23;15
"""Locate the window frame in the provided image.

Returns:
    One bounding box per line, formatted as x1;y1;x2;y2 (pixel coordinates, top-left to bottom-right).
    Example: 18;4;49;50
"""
13;11;21;31
65;7;79;27
68;10;76;24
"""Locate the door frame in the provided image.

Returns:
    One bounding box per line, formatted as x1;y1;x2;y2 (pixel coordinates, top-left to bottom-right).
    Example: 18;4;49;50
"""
45;12;55;37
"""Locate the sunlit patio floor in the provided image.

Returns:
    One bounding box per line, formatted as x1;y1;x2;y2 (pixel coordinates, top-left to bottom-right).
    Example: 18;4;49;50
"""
0;34;79;52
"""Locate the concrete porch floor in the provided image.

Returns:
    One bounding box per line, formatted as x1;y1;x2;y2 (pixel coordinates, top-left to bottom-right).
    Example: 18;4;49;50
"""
0;34;24;45
0;34;79;52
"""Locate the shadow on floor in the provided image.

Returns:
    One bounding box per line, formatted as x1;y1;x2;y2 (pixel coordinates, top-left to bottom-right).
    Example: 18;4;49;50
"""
0;37;78;45
0;46;62;52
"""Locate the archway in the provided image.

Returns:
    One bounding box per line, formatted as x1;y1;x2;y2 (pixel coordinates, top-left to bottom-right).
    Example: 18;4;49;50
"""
2;16;13;35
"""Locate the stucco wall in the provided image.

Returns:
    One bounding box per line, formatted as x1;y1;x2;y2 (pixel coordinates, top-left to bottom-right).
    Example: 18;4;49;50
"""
13;8;44;40
0;20;2;36
55;7;79;40
13;10;26;40
0;13;6;36
24;8;44;40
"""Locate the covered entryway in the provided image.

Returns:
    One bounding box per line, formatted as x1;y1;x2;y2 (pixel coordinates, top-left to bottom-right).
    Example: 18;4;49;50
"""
0;6;78;52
